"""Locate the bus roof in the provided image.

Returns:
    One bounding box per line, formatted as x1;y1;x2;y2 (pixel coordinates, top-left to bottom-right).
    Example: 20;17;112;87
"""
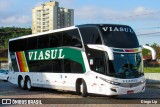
77;23;129;26
9;24;131;41
9;26;77;41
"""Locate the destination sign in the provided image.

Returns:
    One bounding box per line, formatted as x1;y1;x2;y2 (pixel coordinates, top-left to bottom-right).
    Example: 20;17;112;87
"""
102;26;134;33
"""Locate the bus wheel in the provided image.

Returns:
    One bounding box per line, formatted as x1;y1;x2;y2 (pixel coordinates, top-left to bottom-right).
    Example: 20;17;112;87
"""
81;80;88;97
7;77;9;82
26;77;33;91
76;80;81;95
20;77;26;90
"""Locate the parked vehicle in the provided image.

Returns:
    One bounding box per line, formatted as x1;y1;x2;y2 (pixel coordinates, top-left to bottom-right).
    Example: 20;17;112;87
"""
0;69;9;81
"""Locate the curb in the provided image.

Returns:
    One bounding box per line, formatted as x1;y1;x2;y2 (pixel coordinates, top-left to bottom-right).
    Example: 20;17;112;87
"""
146;84;160;89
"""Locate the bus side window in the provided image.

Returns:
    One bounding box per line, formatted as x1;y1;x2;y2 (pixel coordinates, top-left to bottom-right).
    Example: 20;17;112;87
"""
9;39;27;52
71;61;84;73
86;48;107;75
79;27;102;44
49;32;63;48
28;61;39;72
64;59;84;73
63;29;82;48
9;41;17;52
90;57;106;74
38;35;49;49
52;60;63;73
64;59;71;73
18;39;28;51
27;37;37;50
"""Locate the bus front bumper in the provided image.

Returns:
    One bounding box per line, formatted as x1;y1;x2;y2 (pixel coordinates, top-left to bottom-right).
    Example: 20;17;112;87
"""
106;83;146;96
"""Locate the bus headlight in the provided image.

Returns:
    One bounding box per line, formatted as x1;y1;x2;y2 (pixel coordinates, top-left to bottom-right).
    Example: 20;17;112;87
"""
140;79;146;84
99;77;121;85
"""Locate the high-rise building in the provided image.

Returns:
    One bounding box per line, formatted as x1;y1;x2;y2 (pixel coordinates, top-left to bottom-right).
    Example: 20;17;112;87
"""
32;1;74;34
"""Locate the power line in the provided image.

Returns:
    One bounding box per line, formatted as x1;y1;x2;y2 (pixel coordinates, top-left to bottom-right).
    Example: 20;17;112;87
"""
134;26;160;30
102;11;160;21
137;32;160;36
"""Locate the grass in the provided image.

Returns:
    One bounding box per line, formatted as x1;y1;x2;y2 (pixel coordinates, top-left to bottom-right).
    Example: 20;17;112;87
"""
144;67;160;73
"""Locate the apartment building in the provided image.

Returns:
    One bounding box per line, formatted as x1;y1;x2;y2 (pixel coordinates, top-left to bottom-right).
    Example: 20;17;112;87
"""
32;1;74;34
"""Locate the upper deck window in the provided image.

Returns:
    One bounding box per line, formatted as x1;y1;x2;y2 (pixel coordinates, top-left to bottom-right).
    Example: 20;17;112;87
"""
63;29;82;48
79;27;102;45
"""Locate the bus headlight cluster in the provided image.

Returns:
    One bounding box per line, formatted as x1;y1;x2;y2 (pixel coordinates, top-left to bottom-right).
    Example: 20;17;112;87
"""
140;79;146;84
99;77;121;85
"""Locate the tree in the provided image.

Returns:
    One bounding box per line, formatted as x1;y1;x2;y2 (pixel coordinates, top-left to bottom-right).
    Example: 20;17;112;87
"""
0;27;31;49
151;43;160;59
142;43;160;59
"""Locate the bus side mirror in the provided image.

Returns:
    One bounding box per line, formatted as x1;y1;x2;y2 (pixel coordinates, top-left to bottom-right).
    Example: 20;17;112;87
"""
142;45;156;61
102;46;114;60
87;45;114;60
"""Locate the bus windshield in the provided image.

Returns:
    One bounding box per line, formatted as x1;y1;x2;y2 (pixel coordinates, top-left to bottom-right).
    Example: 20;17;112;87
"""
109;53;143;79
99;25;139;48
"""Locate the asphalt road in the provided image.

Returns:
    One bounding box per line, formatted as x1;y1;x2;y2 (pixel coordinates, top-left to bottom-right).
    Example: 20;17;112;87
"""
0;80;160;105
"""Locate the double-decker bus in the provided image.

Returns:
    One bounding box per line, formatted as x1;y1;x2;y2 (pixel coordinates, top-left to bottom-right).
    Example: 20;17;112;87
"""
8;24;156;97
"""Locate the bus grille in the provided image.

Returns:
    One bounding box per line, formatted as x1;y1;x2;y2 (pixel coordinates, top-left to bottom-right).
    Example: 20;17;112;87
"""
119;82;143;88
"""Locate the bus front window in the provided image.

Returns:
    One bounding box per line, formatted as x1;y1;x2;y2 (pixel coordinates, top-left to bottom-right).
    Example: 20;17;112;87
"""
109;53;143;79
99;25;139;48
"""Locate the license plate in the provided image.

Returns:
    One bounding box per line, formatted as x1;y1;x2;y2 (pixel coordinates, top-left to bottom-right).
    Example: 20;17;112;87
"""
127;90;134;94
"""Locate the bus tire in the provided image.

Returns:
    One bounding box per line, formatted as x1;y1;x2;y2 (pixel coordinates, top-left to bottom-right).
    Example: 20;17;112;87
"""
26;77;33;91
4;77;9;82
81;80;88;97
7;77;9;82
20;77;26;90
76;79;81;95
18;76;22;87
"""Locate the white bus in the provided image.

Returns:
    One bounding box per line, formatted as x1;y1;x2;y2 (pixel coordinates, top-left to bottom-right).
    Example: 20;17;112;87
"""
8;24;156;97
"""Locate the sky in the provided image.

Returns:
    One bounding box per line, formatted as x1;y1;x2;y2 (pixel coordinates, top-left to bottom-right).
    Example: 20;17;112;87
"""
0;0;160;45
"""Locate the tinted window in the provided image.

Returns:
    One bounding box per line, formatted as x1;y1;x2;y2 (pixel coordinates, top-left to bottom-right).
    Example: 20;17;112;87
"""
18;39;27;51
39;60;53;72
70;60;84;73
49;32;63;48
28;60;63;73
28;37;37;50
52;60;63;73
9;41;17;52
10;52;19;72
28;61;39;72
64;59;84;73
79;27;102;44
64;60;71;73
38;35;49;49
9;39;27;52
63;29;82;48
99;25;139;48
